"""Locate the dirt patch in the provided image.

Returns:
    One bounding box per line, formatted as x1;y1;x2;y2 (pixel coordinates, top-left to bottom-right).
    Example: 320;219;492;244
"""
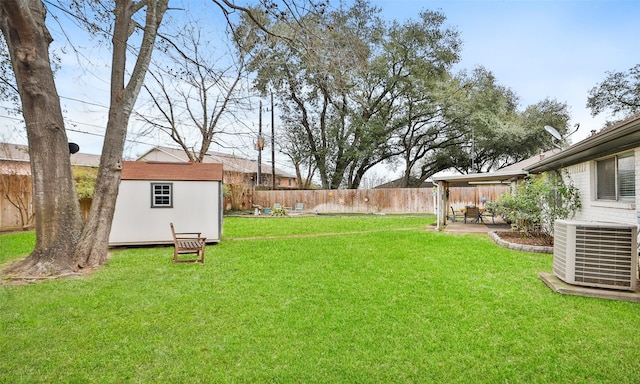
494;231;553;247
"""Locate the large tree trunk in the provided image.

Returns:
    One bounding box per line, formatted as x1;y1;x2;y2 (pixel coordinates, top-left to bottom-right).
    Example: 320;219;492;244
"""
0;0;83;276
0;0;168;276
73;0;168;269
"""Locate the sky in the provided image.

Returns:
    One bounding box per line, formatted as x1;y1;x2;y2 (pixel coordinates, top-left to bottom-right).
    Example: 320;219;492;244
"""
370;0;640;143
1;0;639;181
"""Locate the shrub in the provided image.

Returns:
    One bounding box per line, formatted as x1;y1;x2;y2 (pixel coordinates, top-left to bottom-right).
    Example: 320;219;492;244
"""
487;171;581;237
72;166;98;199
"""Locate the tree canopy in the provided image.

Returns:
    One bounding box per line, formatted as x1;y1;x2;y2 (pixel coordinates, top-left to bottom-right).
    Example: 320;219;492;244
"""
241;0;571;188
587;63;640;122
243;1;463;188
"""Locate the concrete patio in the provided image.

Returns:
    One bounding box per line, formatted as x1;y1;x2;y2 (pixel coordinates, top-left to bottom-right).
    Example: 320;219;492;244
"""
439;219;511;234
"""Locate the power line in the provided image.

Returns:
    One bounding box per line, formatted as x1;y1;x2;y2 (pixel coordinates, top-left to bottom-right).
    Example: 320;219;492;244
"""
0;112;295;173
60;96;109;109
0;113;156;147
0;104;295;171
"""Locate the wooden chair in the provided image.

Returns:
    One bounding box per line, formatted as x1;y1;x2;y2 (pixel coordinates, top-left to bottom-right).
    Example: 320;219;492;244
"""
170;223;206;264
294;202;304;213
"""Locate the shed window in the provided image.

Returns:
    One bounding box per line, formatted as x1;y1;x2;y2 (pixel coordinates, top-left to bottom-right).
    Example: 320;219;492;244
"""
596;153;635;201
151;183;173;208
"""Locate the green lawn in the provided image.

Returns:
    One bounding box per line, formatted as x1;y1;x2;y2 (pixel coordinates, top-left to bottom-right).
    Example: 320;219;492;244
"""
1;215;639;383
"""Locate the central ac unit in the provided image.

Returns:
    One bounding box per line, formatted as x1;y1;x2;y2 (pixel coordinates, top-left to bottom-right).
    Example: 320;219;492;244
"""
553;220;638;291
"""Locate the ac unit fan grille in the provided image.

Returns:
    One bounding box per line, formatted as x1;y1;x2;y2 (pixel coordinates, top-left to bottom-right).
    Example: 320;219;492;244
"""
553;222;568;279
574;226;635;288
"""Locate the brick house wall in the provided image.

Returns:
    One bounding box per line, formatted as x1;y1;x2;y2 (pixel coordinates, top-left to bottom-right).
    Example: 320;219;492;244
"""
563;147;639;225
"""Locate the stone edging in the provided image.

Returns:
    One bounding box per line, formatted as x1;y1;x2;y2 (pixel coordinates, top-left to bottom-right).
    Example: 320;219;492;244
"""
488;231;554;254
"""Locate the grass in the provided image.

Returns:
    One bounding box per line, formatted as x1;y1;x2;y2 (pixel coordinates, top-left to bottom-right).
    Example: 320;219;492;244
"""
222;213;431;238
0;230;35;265
1;215;639;383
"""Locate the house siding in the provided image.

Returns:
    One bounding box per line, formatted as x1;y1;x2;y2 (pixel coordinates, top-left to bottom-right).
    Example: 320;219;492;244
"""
563;148;638;225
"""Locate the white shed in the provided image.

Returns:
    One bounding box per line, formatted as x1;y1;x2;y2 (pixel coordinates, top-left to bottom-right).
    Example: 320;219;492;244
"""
109;161;224;246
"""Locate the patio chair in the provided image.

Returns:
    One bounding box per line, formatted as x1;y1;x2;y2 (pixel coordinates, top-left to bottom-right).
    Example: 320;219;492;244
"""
448;207;463;222
481;209;496;224
294;202;304;213
464;206;482;224
170;223;206;264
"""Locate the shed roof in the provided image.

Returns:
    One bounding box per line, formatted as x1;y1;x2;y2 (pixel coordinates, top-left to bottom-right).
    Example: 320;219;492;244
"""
121;161;223;181
0;143;29;162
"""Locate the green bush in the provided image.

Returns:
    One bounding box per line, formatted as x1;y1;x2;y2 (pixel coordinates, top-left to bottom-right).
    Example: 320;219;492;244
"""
72;166;98;199
487;171;581;237
271;205;287;216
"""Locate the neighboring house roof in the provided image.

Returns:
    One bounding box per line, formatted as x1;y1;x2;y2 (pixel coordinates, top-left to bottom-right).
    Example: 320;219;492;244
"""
0;142;101;167
121;161;223;181
69;153;101;167
499;149;559;172
137;146;297;179
0;143;30;162
526;113;640;173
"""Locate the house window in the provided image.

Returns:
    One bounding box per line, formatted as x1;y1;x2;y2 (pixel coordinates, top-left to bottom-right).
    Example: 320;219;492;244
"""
151;183;173;208
596;153;635;201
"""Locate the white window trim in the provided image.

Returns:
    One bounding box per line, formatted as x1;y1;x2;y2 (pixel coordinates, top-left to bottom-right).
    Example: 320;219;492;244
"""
593;152;635;202
151;182;173;208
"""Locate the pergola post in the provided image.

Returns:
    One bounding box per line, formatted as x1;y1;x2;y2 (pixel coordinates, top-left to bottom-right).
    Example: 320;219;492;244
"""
436;180;449;230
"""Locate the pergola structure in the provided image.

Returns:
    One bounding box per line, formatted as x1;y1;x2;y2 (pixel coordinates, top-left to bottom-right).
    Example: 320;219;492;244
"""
432;170;528;230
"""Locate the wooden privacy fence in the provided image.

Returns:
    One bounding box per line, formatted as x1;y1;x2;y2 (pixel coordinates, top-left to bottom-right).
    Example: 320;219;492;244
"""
251;184;509;215
0;174;93;232
1;181;510;231
0;174;34;231
447;184;511;212
254;188;435;214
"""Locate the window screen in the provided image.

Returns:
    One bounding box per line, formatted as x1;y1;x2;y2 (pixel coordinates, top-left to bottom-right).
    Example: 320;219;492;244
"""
618;154;635;200
151;183;173;208
596;157;616;200
596;154;635;201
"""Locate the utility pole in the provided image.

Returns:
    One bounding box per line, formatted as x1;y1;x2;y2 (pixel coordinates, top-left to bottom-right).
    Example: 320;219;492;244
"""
271;92;276;190
257;100;264;187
